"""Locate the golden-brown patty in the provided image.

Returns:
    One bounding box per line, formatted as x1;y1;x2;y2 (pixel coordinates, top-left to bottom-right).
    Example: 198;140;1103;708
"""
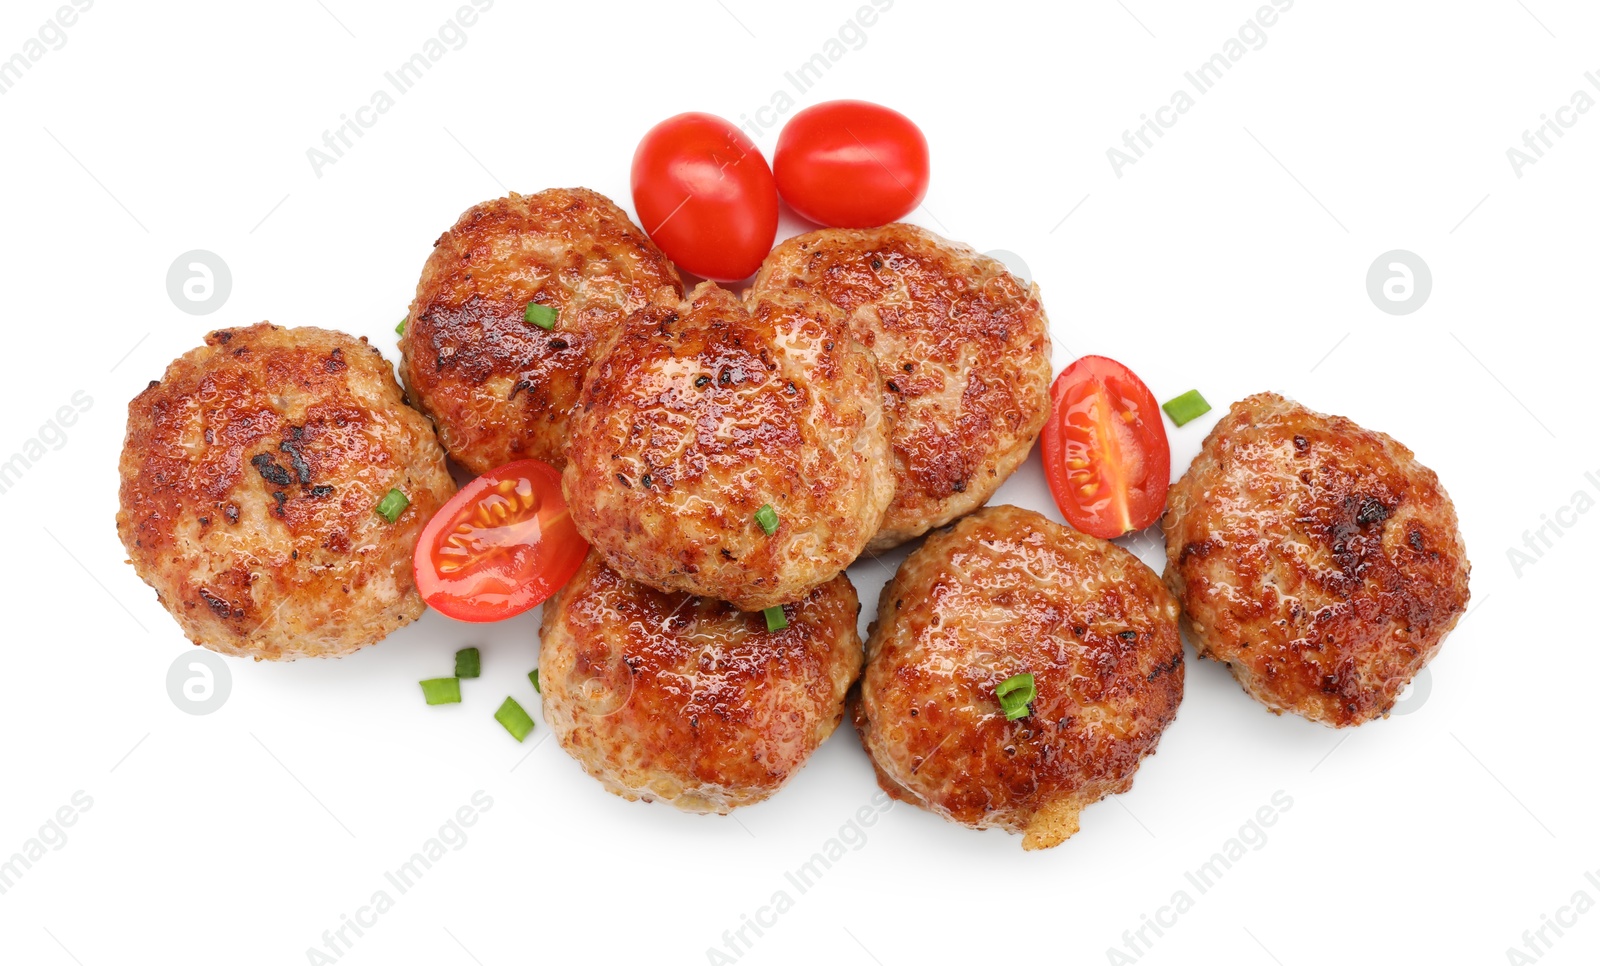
1162;392;1470;727
117;323;456;660
562;281;893;611
748;225;1052;551
539;551;862;813
855;505;1184;850
399;188;682;473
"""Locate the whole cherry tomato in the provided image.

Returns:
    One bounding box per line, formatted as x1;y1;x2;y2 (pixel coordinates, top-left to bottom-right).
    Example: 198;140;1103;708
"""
774;100;930;228
631;112;779;282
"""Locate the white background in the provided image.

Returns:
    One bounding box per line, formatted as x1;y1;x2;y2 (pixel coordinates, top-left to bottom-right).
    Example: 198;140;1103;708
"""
2;1;1597;964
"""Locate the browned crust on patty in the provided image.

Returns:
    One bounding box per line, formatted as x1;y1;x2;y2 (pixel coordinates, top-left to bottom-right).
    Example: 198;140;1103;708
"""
562;281;893;611
1162;392;1471;727
855;505;1184;849
117;323;456;660
399;188;682;473
538;552;863;813
748;224;1052;551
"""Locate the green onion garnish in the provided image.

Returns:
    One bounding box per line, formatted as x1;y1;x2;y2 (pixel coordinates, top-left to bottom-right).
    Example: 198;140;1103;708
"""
755;503;779;535
763;605;788;632
494;696;536;741
996;672;1036;721
524;302;558;330
420;677;461;705
374;488;409;523
529;668;541;694
1161;390;1212;427
395;317;407;336
455;647;481;679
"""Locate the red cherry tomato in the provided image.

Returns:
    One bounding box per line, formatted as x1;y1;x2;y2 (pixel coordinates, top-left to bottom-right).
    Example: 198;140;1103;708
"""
630;112;779;282
413;459;587;623
1040;356;1171;539
774;100;930;228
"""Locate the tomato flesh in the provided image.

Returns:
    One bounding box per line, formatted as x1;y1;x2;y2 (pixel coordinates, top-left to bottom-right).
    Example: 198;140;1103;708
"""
413;459;587;623
774;99;930;228
631;112;779;282
1040;356;1171;539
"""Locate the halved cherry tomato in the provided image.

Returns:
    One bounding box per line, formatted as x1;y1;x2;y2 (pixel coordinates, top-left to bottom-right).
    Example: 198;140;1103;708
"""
1040;356;1171;539
631;112;779;282
413;459;587;623
774;100;929;228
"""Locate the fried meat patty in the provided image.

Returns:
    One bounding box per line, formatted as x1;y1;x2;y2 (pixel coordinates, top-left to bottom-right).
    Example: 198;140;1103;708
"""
1162;393;1470;727
748;225;1052;551
562;282;893;611
855;505;1184;850
539;552;862;813
399;188;682;473
117;324;455;660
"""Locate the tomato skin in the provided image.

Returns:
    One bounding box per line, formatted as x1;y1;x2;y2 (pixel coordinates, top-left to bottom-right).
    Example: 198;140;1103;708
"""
774;100;930;228
1040;356;1171;540
413;459;588;623
630;112;779;282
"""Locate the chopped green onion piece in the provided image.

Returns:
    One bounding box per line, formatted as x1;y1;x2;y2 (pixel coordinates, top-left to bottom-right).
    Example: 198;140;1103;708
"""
396;316;407;336
524;302;558;330
1161;389;1212;427
419;677;461;706
494;696;536;742
529;668;541;694
375;488;410;522
996;672;1037;721
455;647;481;679
763;605;788;632
755;503;779;535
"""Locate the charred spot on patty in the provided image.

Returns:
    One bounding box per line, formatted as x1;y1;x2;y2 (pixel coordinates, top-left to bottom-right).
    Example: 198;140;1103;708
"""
1178;539;1217;565
198;588;235;620
250;453;293;487
1355;497;1391;526
279;427;313;484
